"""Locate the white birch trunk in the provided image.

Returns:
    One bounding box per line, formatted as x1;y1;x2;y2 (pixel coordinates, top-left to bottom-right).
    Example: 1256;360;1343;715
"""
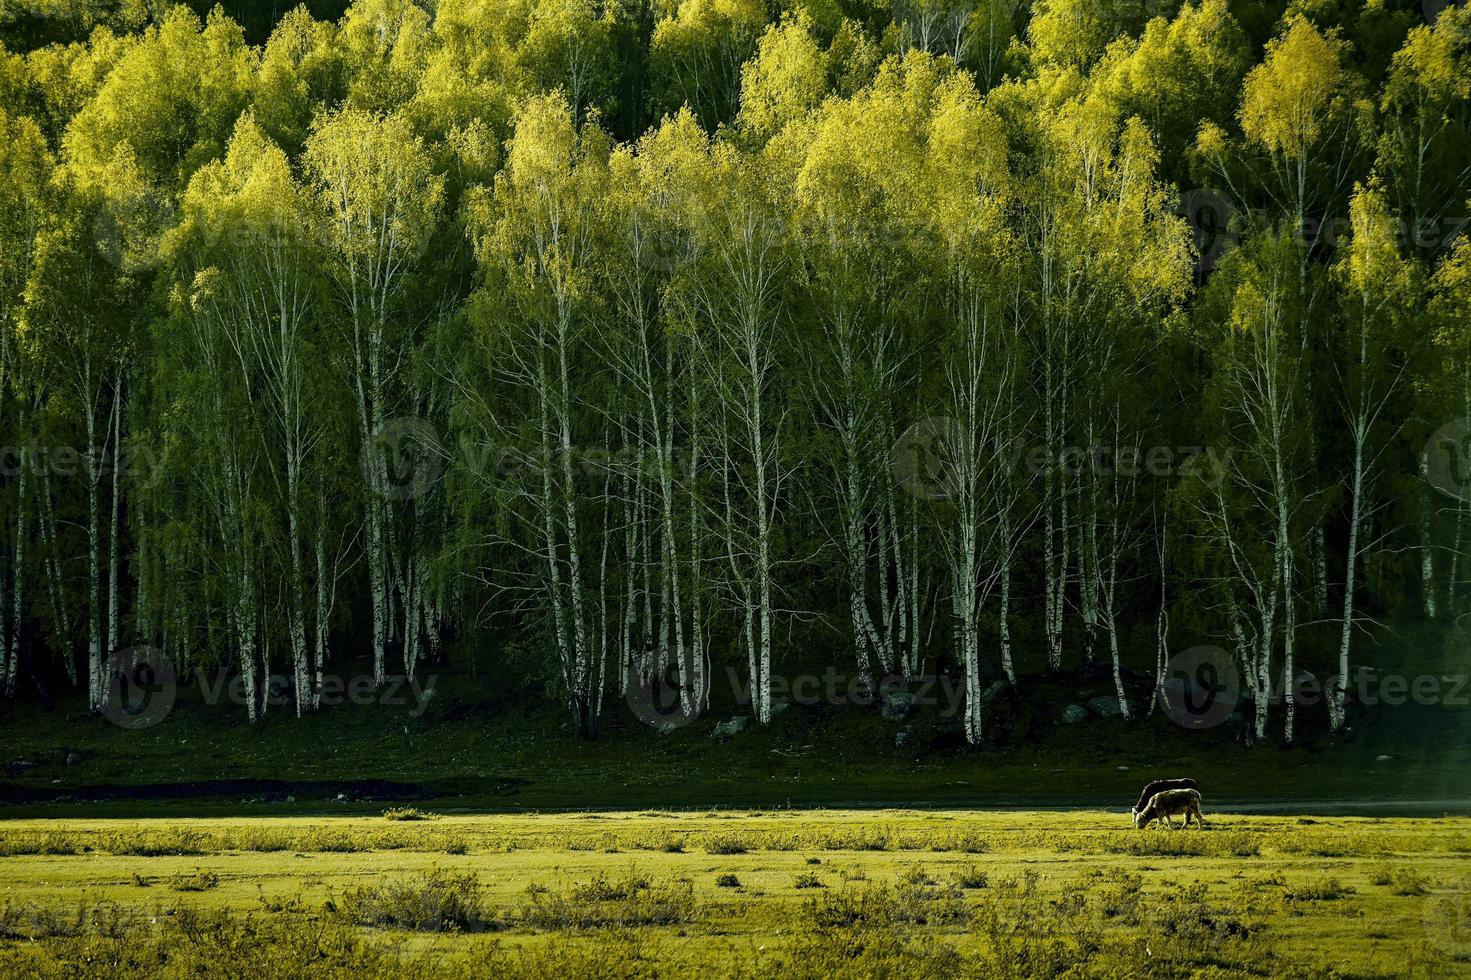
107;368;122;667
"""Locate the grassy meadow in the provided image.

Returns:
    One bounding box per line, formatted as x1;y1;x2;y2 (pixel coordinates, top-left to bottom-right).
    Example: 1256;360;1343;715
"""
0;809;1467;977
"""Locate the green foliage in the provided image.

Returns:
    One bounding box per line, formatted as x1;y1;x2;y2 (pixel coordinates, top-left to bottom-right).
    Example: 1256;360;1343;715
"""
166;868;221;891
520;873;700;929
337;868;491;931
382;806;438;820
0;0;1467;756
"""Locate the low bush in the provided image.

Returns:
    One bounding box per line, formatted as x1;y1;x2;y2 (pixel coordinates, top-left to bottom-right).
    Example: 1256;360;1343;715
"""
1284;878;1355;903
704;834;749;855
167;869;221;892
1388;868;1429;895
520;874;699;930
335;869;492;932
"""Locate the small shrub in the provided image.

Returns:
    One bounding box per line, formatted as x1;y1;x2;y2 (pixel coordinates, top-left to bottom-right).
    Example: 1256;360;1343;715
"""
571;874;651;902
808;879;968;929
167;870;220;892
952;866;989;889
954;833;990;854
0;833;82;857
1284;878;1354;903
336;869;490;932
520;874;699;930
1389;869;1428;895
716;873;742;888
306;831;369;854
794;872;826;889
104;829;208;857
705;835;748;855
383;807;437;822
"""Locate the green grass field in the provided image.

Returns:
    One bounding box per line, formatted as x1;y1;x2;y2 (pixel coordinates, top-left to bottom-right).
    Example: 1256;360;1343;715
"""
1;809;1467;977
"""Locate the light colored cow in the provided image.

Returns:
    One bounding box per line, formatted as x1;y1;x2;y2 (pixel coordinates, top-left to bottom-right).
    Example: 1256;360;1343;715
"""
1132;788;1206;830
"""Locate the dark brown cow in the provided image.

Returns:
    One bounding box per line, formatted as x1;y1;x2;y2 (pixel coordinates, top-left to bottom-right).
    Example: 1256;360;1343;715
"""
1129;777;1199;821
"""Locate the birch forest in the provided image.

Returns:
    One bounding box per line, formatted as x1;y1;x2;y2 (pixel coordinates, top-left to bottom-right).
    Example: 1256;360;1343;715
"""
0;0;1468;744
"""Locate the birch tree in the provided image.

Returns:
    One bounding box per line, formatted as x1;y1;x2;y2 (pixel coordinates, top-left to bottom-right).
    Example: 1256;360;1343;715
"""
467;92;608;736
172;115;328;716
21;201;134;711
1328;183;1413;731
306;107;443;684
1194;237;1313;743
0;111;51;696
685;143;786;725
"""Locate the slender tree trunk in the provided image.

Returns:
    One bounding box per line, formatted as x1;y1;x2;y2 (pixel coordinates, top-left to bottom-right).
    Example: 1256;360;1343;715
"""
107;369;122;666
5;451;25;697
1334;432;1365;732
85;387;104;711
39;468;74;685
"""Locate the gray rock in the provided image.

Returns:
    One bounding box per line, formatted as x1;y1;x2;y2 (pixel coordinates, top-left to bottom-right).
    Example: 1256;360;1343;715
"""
895;727;914;748
64;750;84;767
9;760;36;777
880;691;916;722
1058;704;1088;724
1376;754;1392;763
980;680;1008;704
285;795;296;803
711;716;750;738
771;701;791;718
1117;765;1130;772
655;721;679;736
1088;695;1126;718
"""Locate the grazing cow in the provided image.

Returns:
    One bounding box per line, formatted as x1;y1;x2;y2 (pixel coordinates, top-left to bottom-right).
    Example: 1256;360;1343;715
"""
1133;788;1206;830
1129;777;1199;822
